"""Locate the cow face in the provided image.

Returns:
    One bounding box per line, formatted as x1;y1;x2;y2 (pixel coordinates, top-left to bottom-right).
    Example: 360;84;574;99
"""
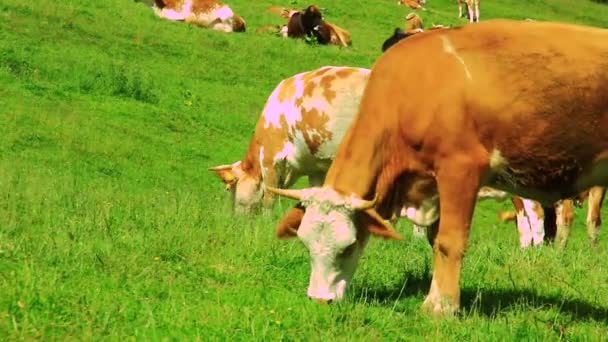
232;14;246;32
301;5;324;34
269;186;402;302
382;28;413;52
209;161;263;214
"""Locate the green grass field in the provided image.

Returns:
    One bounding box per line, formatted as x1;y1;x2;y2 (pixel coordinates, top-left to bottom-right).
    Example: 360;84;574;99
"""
1;0;608;339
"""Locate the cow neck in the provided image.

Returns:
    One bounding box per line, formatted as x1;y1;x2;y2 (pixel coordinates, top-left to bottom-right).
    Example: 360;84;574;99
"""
241;137;263;182
324;121;389;202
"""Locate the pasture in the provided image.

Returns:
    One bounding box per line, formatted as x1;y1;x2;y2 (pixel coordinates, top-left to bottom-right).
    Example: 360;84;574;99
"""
1;0;608;339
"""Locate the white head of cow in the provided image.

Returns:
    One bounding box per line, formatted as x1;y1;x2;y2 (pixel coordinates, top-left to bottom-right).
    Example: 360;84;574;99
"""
208;161;263;214
268;186;403;302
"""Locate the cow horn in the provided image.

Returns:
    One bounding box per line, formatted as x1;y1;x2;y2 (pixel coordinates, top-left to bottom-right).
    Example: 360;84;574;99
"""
208;164;232;171
266;186;311;201
350;193;378;210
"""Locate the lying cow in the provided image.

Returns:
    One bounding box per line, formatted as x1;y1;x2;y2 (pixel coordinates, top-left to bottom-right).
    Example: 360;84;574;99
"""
152;0;246;32
268;19;608;315
266;5;351;46
398;0;426;10
458;0;480;22
209;66;370;213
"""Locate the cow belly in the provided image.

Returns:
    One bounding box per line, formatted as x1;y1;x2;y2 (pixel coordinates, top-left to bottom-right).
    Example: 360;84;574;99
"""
483;150;608;205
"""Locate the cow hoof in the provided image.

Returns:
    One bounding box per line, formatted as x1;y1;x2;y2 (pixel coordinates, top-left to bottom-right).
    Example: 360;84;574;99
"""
421;296;459;316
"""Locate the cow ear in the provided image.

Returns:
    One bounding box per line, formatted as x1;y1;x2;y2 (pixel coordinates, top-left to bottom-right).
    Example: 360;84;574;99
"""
208;164;238;184
275;204;305;239
359;209;403;240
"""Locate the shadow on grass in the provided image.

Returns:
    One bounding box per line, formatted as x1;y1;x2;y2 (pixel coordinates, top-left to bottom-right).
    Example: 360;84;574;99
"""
352;272;608;323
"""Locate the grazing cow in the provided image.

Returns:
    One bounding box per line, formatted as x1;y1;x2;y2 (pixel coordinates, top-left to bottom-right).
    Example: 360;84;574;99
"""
268;19;608;313
209;66;370;214
266;5;351;46
458;0;480;22
399;0;426;10
152;0;246;32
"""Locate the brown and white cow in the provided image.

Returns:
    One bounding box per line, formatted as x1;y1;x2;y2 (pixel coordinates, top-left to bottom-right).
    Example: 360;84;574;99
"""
266;5;351;47
499;187;606;248
268;19;608;313
209;66;370;214
152;0;246;32
458;0;480;22
398;0;426;11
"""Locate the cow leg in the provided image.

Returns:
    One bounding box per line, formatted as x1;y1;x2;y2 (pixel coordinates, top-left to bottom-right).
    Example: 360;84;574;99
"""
262;169;280;209
426;220;439;246
586;186;605;245
555;199;575;249
468;5;474;23
543;205;557;243
523;199;545;246
510;196;533;247
458;2;463;18
474;1;480;21
422;156;482;315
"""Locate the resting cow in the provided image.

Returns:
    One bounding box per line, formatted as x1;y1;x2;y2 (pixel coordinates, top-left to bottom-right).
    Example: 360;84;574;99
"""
398;0;426;10
209;66;370;214
152;0;246;32
268;19;608;314
266;5;351;46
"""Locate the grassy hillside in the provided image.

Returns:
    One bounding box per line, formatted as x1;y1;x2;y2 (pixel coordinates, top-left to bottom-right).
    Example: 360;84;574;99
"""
1;0;608;339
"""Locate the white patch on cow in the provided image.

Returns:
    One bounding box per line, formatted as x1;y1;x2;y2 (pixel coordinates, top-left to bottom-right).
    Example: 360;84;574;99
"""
402;195;439;227
273;141;297;163
295;187;369;301
154;0;193;20
214;5;234;20
476;186;509;201
515;209;532;247
258;146;267;179
489;149;508;171
154;1;238;32
280;25;289;37
522;199;544;246
440;35;472;80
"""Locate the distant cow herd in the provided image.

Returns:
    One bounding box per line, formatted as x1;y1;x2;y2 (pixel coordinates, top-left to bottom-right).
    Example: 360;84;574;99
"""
144;0;608;317
143;0;479;46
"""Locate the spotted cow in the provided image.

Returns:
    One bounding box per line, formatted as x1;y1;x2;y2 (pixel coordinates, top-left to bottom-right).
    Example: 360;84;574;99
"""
398;0;426;10
209;66;370;214
268;19;608;314
152;0;246;32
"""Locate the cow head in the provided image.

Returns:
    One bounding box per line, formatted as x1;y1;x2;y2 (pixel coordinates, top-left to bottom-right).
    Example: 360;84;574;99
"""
299;5;325;38
381;28;414;52
232;14;246;32
208;161;263;214
269;186;402;302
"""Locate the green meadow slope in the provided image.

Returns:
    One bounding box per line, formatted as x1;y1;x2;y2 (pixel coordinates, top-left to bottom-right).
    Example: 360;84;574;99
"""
1;0;608;339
